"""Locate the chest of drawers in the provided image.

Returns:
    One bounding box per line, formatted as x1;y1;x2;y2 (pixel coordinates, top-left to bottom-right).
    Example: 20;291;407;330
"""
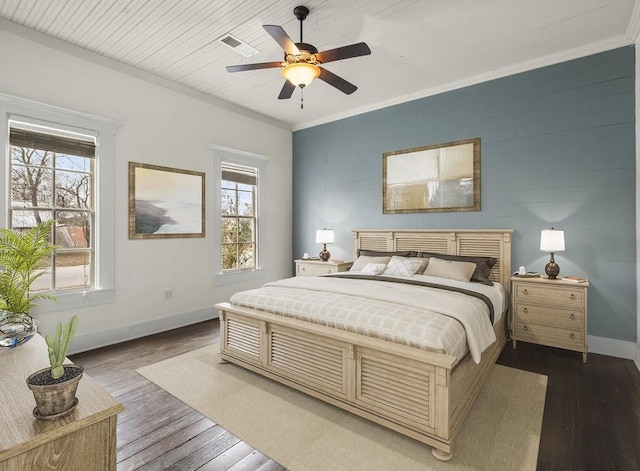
511;276;589;362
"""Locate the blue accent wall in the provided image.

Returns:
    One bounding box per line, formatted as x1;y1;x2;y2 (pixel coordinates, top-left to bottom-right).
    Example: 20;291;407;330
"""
292;46;636;342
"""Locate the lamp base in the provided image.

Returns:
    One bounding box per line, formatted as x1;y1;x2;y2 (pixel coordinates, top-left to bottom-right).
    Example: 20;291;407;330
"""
319;246;331;262
545;261;560;279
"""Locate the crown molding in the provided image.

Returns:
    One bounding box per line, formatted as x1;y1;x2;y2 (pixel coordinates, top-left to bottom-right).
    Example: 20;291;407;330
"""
627;0;640;42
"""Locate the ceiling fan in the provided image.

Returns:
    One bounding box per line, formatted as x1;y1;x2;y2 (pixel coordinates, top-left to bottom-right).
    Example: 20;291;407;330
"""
226;5;371;105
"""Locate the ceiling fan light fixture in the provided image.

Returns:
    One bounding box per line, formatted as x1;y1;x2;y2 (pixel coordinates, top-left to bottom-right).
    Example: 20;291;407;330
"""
281;62;320;87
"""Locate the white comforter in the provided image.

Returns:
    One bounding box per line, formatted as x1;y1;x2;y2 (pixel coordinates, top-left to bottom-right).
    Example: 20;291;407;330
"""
230;275;500;364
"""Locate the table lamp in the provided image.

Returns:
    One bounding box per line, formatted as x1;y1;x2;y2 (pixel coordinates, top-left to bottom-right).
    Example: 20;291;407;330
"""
540;228;565;279
315;229;334;262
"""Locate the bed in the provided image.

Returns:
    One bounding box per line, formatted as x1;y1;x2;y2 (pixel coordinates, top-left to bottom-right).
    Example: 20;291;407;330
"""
215;229;513;461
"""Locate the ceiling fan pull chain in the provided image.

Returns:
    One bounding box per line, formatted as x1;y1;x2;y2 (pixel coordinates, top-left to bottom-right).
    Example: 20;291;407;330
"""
300;87;304;109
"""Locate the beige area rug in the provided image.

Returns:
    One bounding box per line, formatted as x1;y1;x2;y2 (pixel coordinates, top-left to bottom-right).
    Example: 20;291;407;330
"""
137;345;547;471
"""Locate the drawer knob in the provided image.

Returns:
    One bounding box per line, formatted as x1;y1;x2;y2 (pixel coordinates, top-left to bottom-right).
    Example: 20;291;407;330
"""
302;267;306;271
569;294;576;300
570;333;575;339
523;325;528;331
570;313;576;320
523;289;528;295
522;307;528;313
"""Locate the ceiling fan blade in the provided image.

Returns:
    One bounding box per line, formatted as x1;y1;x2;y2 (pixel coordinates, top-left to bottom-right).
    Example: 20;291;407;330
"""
263;25;300;56
226;61;283;73
316;42;371;64
318;68;357;95
278;80;296;99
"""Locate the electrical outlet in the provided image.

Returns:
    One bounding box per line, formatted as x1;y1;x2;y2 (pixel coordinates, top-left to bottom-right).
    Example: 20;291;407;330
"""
164;290;173;300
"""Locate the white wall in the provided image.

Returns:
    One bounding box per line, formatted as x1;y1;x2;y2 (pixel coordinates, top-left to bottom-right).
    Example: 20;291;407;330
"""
0;26;293;351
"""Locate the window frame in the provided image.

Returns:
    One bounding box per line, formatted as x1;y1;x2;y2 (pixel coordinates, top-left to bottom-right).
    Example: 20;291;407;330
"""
0;93;117;313
9;120;96;292
221;162;258;272
211;144;268;286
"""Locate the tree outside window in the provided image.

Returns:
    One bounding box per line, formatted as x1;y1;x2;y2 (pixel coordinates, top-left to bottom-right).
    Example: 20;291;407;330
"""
9;123;95;292
221;163;257;271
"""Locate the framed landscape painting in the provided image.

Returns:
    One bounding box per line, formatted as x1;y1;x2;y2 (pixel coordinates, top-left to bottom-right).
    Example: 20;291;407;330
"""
383;138;481;214
128;162;205;239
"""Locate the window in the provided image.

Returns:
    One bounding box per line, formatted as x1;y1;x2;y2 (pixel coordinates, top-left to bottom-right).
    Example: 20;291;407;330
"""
211;145;267;285
0;93;116;312
221;163;257;271
9;121;95;291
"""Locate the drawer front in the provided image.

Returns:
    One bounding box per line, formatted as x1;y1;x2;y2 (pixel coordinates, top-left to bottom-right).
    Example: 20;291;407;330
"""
514;321;585;350
514;303;584;329
515;283;584;308
297;263;337;276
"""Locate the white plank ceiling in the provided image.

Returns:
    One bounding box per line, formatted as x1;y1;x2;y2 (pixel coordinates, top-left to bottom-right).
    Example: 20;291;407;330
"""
0;0;637;130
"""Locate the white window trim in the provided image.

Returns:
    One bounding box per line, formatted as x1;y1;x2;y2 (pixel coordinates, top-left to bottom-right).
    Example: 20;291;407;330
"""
211;144;268;286
0;93;118;313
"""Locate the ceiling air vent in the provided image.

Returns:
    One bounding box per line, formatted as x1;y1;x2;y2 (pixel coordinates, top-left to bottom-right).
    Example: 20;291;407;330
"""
219;33;259;58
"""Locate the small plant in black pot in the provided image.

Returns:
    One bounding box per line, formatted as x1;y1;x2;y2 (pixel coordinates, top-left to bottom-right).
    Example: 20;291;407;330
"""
26;315;83;420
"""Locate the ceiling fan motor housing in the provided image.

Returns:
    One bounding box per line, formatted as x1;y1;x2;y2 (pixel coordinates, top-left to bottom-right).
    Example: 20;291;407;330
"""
295;43;318;55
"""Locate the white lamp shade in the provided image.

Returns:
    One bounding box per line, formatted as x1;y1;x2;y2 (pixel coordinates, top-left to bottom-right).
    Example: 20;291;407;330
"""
540;229;565;252
281;63;320;87
315;229;334;244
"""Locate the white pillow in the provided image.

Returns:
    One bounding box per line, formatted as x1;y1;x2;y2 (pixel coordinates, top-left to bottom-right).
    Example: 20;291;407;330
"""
362;262;387;275
381;256;425;277
423;257;476;282
351;255;391;272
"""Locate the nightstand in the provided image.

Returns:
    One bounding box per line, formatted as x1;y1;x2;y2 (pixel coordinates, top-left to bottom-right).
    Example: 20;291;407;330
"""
511;276;589;363
295;259;353;277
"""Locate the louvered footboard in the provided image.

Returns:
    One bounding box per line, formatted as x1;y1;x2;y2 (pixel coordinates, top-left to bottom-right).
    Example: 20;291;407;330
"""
216;303;507;461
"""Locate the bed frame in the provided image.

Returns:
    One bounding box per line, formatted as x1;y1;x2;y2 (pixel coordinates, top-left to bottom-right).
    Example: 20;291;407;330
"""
216;229;513;461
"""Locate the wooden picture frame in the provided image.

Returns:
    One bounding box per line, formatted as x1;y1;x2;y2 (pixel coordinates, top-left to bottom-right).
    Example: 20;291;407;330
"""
383;138;481;214
128;162;205;239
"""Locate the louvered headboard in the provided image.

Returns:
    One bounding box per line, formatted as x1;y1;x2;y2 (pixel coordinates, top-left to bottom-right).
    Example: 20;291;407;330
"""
353;229;513;290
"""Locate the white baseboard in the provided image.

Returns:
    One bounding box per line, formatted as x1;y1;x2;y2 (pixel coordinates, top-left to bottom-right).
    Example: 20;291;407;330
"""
69;307;219;355
588;335;637;360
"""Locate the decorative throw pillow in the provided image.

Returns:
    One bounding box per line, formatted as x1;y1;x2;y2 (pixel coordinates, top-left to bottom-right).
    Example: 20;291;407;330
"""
351;255;391;272
361;262;387;275
382;256;425;277
418;252;497;285
423;257;476;282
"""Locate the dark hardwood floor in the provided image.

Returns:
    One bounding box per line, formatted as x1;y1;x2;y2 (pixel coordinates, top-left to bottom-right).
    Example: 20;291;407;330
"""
70;320;640;471
499;341;640;471
70;320;285;471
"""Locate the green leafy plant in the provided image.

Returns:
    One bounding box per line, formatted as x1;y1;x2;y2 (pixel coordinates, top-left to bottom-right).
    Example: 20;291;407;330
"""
0;220;56;315
46;315;78;379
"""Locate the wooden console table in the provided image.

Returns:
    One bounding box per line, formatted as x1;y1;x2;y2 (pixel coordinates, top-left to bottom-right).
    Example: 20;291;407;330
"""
0;335;124;470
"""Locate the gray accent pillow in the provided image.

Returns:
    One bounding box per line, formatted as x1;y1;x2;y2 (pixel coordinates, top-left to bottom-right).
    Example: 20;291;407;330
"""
357;249;417;257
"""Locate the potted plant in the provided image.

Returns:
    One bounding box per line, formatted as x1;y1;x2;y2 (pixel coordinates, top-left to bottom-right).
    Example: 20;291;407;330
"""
0;220;56;348
26;315;83;420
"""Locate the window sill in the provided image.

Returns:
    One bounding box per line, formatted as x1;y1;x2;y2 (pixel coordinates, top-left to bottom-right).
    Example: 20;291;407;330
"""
213;268;265;286
30;288;115;315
